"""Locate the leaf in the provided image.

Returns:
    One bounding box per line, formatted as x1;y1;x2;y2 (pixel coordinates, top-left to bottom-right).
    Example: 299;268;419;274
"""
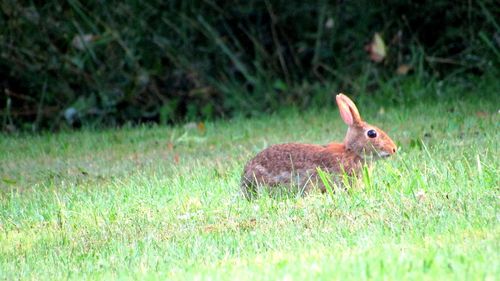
273;79;288;91
475;111;488;118
167;142;174;151
365;33;386;63
71;34;97;51
77;166;89;176
2;177;17;185
325;18;334;29
414;189;426;202
197;122;206;134
183;122;197;130
396;64;412;75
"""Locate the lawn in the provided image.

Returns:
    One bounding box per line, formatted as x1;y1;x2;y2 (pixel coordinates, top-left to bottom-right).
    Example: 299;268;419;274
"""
0;80;499;280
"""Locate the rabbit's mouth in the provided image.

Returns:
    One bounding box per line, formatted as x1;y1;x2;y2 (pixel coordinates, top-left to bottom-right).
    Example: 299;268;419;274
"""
359;148;389;159
377;151;392;158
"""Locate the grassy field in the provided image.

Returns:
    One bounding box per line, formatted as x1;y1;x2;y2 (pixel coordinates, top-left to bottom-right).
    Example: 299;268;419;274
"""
1;81;499;280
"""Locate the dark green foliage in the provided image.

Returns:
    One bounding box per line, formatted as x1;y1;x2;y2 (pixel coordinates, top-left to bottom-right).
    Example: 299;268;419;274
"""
0;0;498;130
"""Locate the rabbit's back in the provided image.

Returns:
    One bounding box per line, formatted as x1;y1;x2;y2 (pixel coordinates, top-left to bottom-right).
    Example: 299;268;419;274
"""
241;143;362;197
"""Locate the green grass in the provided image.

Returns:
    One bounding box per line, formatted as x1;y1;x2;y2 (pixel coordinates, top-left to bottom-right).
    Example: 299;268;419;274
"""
0;84;499;280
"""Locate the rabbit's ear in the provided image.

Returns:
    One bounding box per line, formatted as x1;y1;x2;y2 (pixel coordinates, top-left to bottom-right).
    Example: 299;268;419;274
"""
336;94;362;126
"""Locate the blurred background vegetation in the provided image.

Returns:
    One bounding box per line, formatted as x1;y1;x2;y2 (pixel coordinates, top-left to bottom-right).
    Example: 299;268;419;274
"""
1;0;498;131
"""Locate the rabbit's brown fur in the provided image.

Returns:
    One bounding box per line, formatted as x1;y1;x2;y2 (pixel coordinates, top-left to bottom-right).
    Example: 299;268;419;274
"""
241;93;397;199
241;143;362;197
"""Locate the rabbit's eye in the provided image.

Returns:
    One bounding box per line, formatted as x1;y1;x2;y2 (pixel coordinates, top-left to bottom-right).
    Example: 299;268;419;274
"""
367;129;377;138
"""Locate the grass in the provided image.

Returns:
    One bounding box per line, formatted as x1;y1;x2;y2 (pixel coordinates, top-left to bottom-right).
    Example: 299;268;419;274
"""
0;81;499;280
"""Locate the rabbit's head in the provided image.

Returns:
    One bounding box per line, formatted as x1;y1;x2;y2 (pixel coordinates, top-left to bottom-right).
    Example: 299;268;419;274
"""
336;94;397;159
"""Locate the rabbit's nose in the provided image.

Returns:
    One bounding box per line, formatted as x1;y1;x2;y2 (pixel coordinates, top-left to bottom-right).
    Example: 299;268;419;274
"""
392;147;397;153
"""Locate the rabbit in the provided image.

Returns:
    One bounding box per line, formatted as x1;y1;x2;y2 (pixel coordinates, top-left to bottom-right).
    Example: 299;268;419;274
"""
241;93;397;199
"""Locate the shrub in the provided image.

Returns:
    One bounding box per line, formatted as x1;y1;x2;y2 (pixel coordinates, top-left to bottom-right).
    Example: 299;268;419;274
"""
0;0;498;131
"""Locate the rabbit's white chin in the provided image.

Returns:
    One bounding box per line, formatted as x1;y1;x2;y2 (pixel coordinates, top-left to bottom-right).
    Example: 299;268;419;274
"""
359;151;389;160
378;151;391;158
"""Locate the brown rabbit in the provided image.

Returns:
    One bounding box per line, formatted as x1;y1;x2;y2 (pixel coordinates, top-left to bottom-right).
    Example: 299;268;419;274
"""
241;93;397;199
